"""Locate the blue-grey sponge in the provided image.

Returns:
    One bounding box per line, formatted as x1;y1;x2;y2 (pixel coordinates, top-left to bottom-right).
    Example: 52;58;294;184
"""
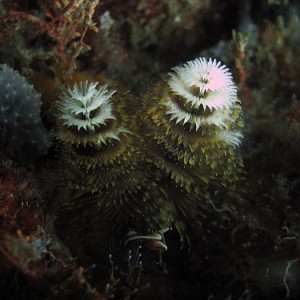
0;64;51;157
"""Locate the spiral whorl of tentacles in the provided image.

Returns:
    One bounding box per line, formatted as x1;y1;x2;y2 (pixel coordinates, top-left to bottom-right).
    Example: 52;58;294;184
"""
54;57;244;244
54;81;172;233
55;81;132;190
142;57;244;235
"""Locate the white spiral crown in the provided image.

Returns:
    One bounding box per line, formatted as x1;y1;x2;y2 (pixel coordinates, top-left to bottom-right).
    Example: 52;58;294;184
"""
57;81;116;132
168;57;237;110
56;81;133;145
164;57;242;146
